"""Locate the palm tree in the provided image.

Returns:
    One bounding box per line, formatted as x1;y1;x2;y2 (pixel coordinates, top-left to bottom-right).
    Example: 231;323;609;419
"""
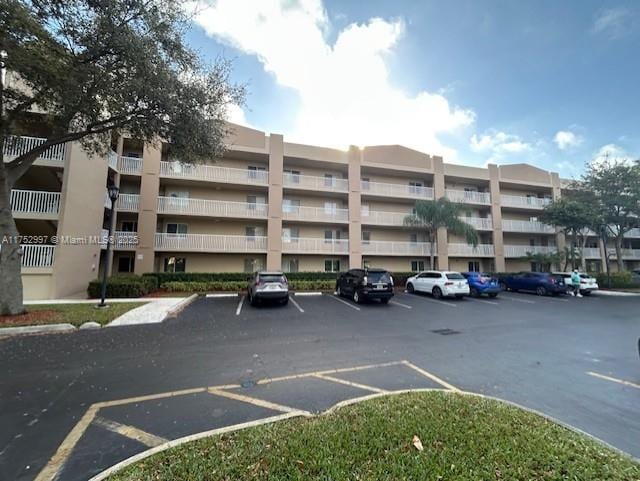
404;198;479;270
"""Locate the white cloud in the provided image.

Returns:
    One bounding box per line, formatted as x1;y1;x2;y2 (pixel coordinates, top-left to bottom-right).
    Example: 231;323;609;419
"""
470;131;530;164
226;104;249;126
591;7;633;39
591;143;634;166
553;130;583;150
190;0;475;159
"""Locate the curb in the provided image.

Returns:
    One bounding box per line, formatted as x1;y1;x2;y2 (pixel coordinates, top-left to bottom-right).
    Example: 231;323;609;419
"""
0;323;76;338
164;294;198;319
87;388;638;480
595;290;640;297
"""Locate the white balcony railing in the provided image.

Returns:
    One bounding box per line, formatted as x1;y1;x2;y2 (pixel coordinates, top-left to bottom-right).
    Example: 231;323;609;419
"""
362;240;431;256
501;195;552;209
283;173;348;193
108;151;118;170
607;248;640;260
445;189;491;205
116;193;140;212
362;180;433;200
283;205;348;223
504;245;557;258
3;135;66;163
155;233;267;252
502;219;555;234
582;248;601;259
157;196;268;219
100;229;139;250
448;243;495;257
21;244;55;268
459;216;493;230
119;156;142;175
159;161;269;186
626;228;640;238
10;189;61;217
361;210;412;227
281;237;349;254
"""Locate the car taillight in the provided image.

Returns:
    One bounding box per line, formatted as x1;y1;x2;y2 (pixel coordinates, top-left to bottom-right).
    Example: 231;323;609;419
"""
550;278;557;284
362;275;368;285
390;276;394;286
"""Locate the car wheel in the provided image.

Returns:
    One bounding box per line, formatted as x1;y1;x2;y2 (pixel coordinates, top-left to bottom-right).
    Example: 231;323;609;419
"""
499;281;507;291
582;290;591;296
407;282;415;293
455;294;464;299
280;296;289;305
380;298;390;304
488;293;498;298
353;290;361;304
249;294;258;307
536;286;547;296
470;287;480;298
432;286;443;299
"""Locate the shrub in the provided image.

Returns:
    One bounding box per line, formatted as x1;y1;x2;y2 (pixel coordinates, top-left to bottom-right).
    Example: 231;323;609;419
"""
144;271;341;284
595;271;635;289
161;281;245;292
87;275;158;298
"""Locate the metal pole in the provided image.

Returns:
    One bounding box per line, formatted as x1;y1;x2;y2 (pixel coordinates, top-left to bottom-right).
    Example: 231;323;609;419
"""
98;201;116;307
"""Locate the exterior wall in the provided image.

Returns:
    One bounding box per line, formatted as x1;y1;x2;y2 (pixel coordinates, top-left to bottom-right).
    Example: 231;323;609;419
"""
505;260;533;272
22;273;54;300
267;134;284;270
281;255;348;272
134;142;162;273
362;256;427;272
155;253;267;273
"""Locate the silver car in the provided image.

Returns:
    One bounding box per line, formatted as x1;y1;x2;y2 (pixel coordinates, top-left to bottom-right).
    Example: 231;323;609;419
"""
247;271;289;306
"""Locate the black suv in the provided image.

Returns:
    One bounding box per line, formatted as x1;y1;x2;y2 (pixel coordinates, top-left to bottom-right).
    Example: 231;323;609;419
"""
336;268;394;304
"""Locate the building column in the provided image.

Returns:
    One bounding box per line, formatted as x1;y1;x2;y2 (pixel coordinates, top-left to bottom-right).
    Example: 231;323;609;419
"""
348;146;362;269
134;140;161;274
266;134;284;271
550;173;566;257
598;237;608;272
488;164;505;272
433;156;448;270
106;136;124;276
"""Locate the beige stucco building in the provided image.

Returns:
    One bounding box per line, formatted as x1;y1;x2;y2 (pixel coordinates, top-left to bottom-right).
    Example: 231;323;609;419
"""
6;123;640;299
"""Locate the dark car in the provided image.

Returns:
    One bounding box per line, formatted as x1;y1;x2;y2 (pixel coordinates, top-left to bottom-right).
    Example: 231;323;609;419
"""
247;271;289;306
461;272;501;298
336;268;394;304
500;271;567;296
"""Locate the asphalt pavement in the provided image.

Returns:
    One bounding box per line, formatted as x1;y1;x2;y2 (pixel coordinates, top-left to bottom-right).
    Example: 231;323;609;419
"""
1;290;639;481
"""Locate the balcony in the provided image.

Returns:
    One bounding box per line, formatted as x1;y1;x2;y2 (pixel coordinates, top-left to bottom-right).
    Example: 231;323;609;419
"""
117;193;140;212
626;228;640;238
283;205;348;223
361;210;411;227
108;151;118;170
504;245;557;258
159;161;269;186
607;248;640;260
119;156;143;175
100;229;139;250
283;173;348;193
281;237;349;254
155;233;267;253
21;244;55;269
3;135;66;164
445;189;491;205
460;216;493;230
362;240;431;256
502;219;555;234
157;196;268;219
361;180;433;200
11;189;61;219
448;243;495;257
582;248;601;259
501;195;551;209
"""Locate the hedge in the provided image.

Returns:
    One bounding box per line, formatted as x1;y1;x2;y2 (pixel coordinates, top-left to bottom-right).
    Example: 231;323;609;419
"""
144;272;342;284
161;280;337;292
595;271;636;289
88;275;158;298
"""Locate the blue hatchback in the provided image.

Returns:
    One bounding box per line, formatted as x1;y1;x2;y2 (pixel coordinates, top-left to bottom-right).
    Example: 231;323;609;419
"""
461;272;501;298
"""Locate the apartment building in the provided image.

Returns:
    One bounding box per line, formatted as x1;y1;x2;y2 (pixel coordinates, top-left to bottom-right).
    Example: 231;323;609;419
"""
6;123;640;300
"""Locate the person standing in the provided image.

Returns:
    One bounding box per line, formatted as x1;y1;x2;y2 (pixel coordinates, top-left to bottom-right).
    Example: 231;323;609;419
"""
571;269;582;297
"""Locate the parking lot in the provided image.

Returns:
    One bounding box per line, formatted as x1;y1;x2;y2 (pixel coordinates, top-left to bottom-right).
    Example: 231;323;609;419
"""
1;289;639;481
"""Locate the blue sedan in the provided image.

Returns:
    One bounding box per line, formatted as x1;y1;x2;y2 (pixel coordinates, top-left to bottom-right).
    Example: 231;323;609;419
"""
461;272;501;298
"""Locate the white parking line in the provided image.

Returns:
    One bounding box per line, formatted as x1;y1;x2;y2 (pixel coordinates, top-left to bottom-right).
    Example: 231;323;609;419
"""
289;296;305;313
205;293;239;298
587;371;640;390
465;297;499;306
389;300;412;309
235;296;245;316
294;292;323;296
328;295;361;311
402;294;457;308
500;294;536;304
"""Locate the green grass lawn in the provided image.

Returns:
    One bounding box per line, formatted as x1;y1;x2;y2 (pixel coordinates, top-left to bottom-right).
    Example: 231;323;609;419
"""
109;391;639;481
0;302;146;328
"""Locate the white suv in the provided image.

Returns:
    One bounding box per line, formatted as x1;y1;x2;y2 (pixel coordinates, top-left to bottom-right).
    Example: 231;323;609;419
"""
552;272;599;296
406;271;470;299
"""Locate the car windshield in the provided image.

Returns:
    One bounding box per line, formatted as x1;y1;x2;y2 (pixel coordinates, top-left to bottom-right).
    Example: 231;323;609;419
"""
368;271;391;283
445;273;465;280
259;274;286;283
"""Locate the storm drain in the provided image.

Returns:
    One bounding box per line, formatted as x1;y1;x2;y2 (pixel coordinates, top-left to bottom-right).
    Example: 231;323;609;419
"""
431;329;461;335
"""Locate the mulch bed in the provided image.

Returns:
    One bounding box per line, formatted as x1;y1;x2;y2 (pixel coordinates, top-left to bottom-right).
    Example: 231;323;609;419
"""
0;310;60;328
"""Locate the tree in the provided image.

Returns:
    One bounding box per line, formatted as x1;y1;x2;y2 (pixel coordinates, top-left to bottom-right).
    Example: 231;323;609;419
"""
540;193;600;271
0;0;245;314
519;250;565;272
577;158;640;272
404;198;479;270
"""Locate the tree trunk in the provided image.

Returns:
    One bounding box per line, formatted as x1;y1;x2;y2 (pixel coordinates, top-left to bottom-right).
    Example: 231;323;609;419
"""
614;235;624;272
579;235;588;271
0;154;25;315
428;231;435;270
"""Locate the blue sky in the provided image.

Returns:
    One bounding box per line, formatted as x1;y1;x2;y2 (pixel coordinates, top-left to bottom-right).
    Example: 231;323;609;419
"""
186;0;639;178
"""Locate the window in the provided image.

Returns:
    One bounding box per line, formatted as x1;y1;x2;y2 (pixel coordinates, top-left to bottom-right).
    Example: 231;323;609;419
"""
361;231;370;245
324;201;338;214
362;259;371;269
282;258;299;273
283;198;300;213
244;258;263;273
282;227;299;242
118;256;134;273
529;239;536;246
167;191;189;210
324;259;340;272
468;261;480;272
247;195;265;210
284;169;301;183
246;226;265;239
248;165;267;181
166;223;187;235
409;233;418;243
361;203;370;216
325;230;341;242
411;260;425;272
361;177;370;190
121;221;137;232
164;257;186;273
324;174;336;187
409;181;424;194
